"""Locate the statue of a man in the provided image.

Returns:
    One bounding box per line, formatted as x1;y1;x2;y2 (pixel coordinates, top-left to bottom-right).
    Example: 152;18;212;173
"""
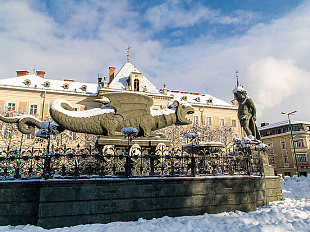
233;86;261;140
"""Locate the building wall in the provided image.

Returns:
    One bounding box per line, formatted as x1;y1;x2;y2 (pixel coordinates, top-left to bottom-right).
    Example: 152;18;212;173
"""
262;130;310;177
0;74;242;149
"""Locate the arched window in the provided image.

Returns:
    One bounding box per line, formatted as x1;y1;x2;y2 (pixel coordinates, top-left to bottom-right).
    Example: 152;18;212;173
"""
134;79;139;91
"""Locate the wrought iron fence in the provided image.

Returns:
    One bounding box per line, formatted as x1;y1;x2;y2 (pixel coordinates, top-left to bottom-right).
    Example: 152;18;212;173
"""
0;145;264;180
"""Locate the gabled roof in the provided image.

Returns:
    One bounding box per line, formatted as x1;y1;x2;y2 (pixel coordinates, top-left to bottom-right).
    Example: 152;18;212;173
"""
109;61;159;94
169;91;236;109
0;74;99;95
259;120;310;130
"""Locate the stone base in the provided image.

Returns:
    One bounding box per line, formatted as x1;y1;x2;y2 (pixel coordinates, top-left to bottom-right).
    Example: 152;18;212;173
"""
0;176;279;228
96;135;171;148
263;164;275;176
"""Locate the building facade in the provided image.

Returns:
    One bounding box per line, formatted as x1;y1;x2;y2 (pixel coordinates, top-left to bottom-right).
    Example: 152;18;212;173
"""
259;121;310;177
0;58;241;150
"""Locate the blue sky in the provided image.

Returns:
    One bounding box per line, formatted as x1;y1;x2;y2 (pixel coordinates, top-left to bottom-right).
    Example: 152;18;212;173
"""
0;0;309;124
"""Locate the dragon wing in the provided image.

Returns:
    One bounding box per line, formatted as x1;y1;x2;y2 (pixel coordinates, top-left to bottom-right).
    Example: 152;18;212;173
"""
102;92;154;120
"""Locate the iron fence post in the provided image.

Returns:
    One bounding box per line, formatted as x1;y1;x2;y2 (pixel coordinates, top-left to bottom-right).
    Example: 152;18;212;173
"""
43;123;52;180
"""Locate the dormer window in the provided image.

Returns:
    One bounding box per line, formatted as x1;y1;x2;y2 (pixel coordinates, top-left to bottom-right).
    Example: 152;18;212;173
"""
24;79;31;86
134;79;140;91
44;81;50;88
129;72;143;92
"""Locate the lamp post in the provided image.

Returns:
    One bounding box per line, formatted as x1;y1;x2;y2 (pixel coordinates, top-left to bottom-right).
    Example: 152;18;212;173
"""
281;111;299;177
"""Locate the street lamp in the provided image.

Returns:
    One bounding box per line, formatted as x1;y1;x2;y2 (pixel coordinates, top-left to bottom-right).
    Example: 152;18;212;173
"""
281;111;299;177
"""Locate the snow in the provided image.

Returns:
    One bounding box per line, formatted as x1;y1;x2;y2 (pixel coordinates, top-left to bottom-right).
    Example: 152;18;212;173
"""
233;86;246;93
258;120;310;130
50;99;115;118
169;92;235;109
109;61;159;94
0;74;99;95
185;132;200;138
2;176;310;231
150;108;175;116
121;127;138;135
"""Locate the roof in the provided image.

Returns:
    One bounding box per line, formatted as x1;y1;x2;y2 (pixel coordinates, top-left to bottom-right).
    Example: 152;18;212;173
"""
169;91;236;109
109;61;159;94
259;120;310;130
0;74;99;95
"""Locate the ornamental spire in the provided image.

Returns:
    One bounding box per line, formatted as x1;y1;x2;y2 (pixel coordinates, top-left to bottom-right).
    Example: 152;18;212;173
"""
126;45;131;61
236;69;239;86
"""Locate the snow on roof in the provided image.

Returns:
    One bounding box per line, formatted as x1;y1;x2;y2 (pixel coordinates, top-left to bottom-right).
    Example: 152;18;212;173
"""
109;61;159;94
259;120;310;130
169;91;236;109
0;74;99;95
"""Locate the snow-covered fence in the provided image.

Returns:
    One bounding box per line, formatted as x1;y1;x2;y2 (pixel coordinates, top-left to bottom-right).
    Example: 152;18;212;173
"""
0;144;264;180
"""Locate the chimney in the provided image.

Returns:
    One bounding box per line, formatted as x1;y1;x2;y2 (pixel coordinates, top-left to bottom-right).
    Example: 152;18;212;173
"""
16;70;29;77
109;67;115;84
36;70;45;78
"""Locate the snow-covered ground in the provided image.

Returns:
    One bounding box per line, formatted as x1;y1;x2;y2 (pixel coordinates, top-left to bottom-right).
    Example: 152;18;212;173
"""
1;176;310;232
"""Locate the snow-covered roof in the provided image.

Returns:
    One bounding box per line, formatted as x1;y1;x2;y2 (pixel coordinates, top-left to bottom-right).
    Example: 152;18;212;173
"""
0;74;99;95
169;91;236;109
259;120;310;130
109;61;159;94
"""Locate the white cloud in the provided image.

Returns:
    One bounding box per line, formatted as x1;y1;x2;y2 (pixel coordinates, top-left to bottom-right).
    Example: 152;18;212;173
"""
146;0;310;124
145;0;260;30
246;57;310;118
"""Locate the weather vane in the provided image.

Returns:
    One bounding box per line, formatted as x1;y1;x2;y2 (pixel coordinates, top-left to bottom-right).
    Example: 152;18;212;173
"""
126;45;131;61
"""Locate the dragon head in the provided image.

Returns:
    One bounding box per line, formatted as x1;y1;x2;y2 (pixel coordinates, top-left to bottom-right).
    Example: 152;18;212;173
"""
172;100;194;125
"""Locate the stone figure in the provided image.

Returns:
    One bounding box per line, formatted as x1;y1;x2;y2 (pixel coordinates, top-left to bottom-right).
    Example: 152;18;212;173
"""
233;86;261;140
0;114;64;135
0;92;194;137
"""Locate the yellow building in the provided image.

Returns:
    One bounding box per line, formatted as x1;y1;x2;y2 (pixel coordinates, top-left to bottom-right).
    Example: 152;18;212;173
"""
0;58;241;149
259;121;310;177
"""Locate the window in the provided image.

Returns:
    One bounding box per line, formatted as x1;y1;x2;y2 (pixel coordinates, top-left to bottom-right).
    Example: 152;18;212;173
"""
295;139;305;148
280;140;286;149
69;131;77;140
134;79;140;91
284;172;292;177
283;155;289;163
220;134;225;143
268;155;276;166
7;103;15;111
73;108;78;111
26;133;35;140
297;154;308;162
30;104;38;115
219;118;225;127
206;116;212;126
193;116;198;125
231;119;237;127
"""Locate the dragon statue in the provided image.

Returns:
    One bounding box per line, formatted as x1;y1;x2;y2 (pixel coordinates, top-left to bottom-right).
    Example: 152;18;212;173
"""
0;92;194;137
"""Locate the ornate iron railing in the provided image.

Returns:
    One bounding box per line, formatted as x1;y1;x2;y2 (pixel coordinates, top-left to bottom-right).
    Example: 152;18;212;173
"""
0;145;264;180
